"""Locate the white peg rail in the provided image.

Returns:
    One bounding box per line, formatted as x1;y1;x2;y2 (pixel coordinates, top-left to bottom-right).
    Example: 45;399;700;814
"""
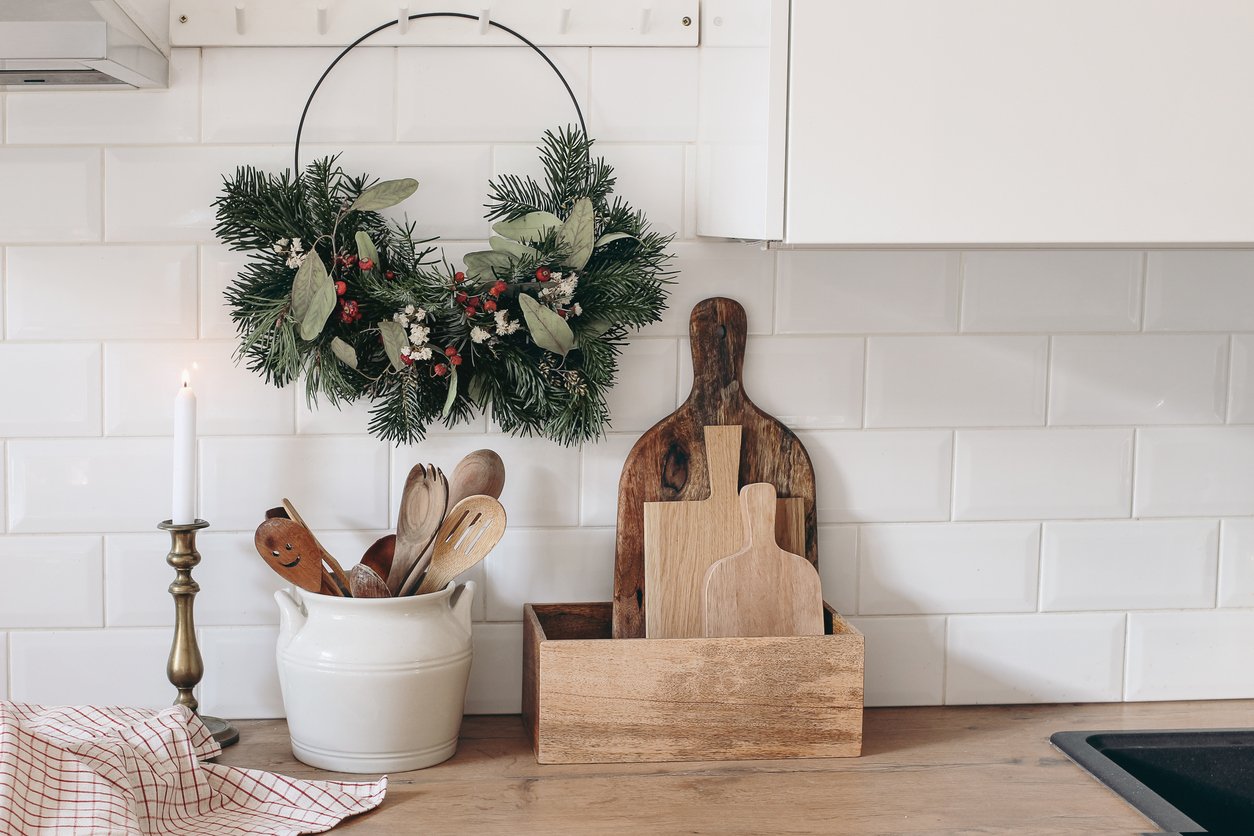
170;0;698;46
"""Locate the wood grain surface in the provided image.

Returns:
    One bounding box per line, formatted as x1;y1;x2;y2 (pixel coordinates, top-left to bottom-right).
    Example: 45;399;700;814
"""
642;425;742;638
213;701;1254;834
614;298;818;638
703;483;825;638
523;602;862;763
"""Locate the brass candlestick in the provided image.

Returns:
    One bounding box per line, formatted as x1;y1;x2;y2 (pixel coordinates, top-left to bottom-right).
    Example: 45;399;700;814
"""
159;519;239;748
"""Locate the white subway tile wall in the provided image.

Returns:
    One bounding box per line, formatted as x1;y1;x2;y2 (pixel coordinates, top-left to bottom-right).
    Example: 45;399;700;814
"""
2;48;1253;716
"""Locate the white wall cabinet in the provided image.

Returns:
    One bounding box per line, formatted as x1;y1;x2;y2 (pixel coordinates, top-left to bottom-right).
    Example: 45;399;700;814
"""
697;0;1254;245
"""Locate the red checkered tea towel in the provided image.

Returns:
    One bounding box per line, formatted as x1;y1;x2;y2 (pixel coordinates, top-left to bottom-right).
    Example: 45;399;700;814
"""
0;701;386;835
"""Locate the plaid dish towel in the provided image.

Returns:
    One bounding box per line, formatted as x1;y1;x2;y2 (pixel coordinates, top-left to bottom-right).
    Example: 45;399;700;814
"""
0;701;386;835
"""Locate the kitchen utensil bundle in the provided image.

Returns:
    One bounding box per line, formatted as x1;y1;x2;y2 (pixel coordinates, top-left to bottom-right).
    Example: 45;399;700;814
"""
253;450;506;598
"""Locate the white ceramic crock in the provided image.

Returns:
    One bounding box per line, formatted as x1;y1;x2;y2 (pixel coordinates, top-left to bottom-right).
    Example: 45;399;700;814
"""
274;580;475;773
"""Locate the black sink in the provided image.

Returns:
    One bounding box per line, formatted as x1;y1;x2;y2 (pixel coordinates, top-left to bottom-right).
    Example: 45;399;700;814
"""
1051;729;1254;833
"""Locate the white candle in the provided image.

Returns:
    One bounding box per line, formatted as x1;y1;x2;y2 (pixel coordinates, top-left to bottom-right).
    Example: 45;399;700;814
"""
172;370;197;525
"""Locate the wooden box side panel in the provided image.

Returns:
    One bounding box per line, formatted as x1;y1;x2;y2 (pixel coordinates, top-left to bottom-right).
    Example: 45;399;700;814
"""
534;632;863;764
522;605;541;754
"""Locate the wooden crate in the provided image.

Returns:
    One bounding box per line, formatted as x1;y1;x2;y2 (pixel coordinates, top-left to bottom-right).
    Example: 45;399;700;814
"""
522;601;863;764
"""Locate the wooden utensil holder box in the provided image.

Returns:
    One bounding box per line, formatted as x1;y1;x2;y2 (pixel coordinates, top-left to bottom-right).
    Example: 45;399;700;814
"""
522;601;863;764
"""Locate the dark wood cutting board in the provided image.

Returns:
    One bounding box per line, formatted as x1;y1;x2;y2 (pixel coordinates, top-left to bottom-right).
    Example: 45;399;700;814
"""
613;297;818;639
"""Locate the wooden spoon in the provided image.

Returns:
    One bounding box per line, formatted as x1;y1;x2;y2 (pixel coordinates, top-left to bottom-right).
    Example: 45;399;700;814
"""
360;534;395;582
399;450;505;595
388;464;448;594
348;563;391;598
282;497;352;595
413;495;507;595
254;517;344;596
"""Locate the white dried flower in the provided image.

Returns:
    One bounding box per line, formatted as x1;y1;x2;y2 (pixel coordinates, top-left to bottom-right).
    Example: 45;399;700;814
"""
408;324;430;346
403;304;415;316
290;237;303;252
470;326;491;344
570;303;583;317
285;252;307;269
393;313;409;328
272;238;288;254
400;345;412;357
414;307;427;321
413;346;433;361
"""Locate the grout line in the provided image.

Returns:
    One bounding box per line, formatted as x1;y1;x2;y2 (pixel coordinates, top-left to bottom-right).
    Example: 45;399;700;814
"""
1034;522;1045;613
1214;519;1225;608
947;430;958;522
859;337;870;428
98;147;106;242
1042;335;1054;427
195;48;204;144
1120;612;1131;701
940;615;950;706
1128;428;1139;519
954;251;966;333
1138;251;1149;332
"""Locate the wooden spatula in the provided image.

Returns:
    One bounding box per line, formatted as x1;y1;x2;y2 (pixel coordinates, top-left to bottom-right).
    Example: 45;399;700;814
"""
413;495;506;595
254;517;344;596
280;498;351;595
702;483;825;638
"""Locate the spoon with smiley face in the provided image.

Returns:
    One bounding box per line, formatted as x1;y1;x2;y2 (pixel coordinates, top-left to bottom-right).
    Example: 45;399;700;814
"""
254;517;344;595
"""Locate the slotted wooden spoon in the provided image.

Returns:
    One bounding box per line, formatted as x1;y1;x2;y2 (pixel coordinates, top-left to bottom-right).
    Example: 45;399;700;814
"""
413;495;507;595
388;464;448;595
254;517;345;596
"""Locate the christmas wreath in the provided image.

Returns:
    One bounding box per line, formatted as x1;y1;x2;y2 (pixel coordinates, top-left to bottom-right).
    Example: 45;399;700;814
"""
213;127;674;446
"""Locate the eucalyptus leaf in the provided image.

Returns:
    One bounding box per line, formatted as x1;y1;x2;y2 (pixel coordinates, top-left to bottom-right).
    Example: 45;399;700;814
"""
464;250;514;281
354;231;379;267
578;318;614;340
330;336;358;369
488;236;539;260
558;197;595;270
518;293;575;357
594;231;638;248
378;319;408;371
442;367;459;418
291;255;336;341
349;178;419;212
491;211;562;244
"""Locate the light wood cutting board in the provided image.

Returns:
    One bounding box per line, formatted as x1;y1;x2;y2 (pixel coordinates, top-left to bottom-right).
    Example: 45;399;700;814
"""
703;483;825;638
643;425;806;639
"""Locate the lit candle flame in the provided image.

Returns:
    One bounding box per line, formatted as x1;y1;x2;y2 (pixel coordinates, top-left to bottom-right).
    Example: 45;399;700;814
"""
181;369;191;388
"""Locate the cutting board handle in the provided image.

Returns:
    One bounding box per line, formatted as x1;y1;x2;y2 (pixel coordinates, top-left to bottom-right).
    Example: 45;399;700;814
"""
687;298;748;405
703;425;741;500
739;482;778;548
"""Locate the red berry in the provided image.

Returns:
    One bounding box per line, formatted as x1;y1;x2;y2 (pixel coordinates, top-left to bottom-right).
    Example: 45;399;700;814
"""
536;267;551;282
483;300;497;312
454;271;466;282
339;299;360;324
385;271;395;280
444;346;458;357
557;308;568;319
359;257;374;271
335;280;347;296
455;291;468;304
434;363;448;376
451;355;463;366
400;353;414;366
345;254;357;264
490;280;508;296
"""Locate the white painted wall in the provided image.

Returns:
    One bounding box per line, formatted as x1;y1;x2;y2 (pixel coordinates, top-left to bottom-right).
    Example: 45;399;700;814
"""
1;45;1253;717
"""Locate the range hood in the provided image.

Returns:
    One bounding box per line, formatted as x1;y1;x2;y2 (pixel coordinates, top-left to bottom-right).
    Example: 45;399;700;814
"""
0;0;167;90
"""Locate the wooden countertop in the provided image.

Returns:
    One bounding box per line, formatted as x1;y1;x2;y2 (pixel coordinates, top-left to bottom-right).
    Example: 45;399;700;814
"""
216;700;1254;834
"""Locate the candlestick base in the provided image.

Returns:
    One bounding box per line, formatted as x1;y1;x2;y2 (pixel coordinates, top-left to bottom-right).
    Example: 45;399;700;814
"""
158;519;240;750
201;715;240;748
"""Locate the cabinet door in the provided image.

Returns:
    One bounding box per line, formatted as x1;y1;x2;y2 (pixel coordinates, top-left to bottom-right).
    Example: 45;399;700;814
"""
786;0;1254;245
